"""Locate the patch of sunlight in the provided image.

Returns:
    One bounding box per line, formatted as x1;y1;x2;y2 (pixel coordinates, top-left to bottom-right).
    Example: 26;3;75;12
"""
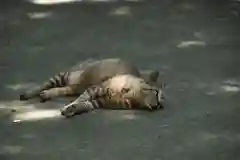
27;11;52;19
0;100;62;122
13;109;62;123
110;6;131;16
200;132;240;142
205;79;240;95
220;85;240;93
121;113;137;120
1;145;23;154
201;132;219;141
177;40;206;48
205;91;217;96
223;79;240;85
205;85;240;95
103;111;138;121
6;82;37;91
0;100;35;111
221;79;240;93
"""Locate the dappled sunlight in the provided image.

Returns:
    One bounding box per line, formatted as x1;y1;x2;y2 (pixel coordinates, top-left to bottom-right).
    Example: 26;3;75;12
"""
218;79;240;94
220;79;240;93
220;85;240;93
27;11;52;19
200;132;221;141
205;90;217;96
6;82;38;91
109;6;131;16
200;132;240;142
223;79;240;86
1;145;23;155
176;40;206;48
193;79;240;96
0;100;35;110
0;100;63;122
177;79;240;96
13;109;62;123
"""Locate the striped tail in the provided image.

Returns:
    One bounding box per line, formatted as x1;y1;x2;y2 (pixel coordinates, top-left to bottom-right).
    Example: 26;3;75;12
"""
20;71;69;100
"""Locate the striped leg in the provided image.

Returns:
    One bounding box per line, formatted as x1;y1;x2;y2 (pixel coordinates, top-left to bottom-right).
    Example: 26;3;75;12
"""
39;86;75;102
20;72;69;101
20;82;54;101
60;85;106;117
60;84;136;117
60;95;134;118
60;100;97;118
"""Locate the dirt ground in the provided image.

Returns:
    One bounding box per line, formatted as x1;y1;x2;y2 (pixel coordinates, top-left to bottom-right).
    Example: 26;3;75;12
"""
0;0;240;160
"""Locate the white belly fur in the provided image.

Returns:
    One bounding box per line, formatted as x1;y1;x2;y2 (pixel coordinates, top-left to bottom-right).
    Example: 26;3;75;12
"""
106;74;142;93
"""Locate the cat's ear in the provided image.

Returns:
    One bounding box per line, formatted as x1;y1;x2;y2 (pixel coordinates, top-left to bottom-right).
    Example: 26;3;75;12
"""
148;70;159;82
140;70;160;84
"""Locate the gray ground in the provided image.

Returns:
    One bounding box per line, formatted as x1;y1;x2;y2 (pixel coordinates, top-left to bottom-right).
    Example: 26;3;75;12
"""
0;0;240;160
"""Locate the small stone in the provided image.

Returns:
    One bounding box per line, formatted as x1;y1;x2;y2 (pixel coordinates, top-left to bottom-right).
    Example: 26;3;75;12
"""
206;111;211;117
13;119;21;123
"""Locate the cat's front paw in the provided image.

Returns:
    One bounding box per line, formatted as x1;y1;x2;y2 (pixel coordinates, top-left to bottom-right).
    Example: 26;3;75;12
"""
39;91;50;103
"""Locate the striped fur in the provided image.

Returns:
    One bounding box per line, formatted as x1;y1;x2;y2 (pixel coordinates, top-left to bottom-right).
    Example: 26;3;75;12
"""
19;71;70;101
60;74;165;117
20;58;160;103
